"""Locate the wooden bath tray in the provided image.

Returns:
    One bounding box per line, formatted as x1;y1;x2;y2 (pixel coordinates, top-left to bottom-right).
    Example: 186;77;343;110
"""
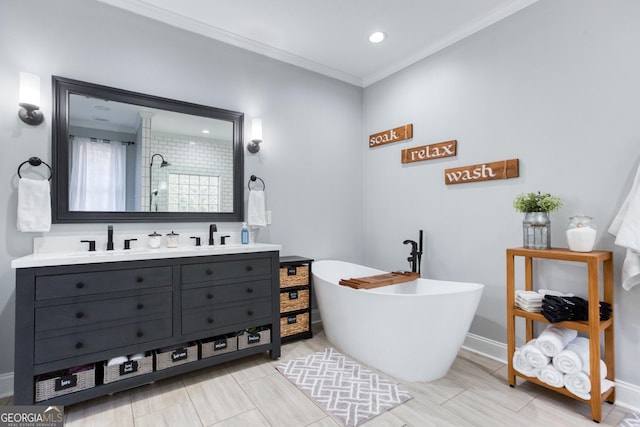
339;271;420;289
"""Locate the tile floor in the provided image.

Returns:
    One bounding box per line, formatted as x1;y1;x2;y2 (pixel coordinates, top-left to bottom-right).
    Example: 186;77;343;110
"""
0;324;630;426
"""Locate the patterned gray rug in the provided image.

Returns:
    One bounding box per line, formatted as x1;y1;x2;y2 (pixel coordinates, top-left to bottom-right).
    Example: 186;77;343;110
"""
618;412;640;427
276;348;413;427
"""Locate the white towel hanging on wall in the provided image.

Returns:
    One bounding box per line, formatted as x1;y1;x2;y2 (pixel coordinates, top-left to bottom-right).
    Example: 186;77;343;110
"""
609;162;640;290
17;178;51;232
248;190;267;227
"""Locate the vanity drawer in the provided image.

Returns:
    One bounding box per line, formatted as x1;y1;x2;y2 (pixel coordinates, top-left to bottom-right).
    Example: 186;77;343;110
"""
182;279;271;310
34;316;172;364
182;298;271;335
35;267;173;300
35;292;172;334
182;257;271;284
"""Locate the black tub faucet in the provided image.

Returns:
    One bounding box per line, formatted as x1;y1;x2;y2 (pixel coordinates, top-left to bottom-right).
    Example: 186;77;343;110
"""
209;224;217;245
403;230;424;274
107;225;114;251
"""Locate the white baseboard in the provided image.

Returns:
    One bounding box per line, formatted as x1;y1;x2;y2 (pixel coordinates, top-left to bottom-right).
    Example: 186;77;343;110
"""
461;332;640;413
0;372;13;399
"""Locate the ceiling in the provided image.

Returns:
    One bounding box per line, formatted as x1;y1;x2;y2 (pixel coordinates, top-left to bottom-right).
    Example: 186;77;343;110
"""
97;0;538;87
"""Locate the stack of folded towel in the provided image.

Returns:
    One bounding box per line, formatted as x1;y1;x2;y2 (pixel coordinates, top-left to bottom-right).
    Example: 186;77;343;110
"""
515;290;544;312
542;295;612;323
107;352;146;366
512;327;614;398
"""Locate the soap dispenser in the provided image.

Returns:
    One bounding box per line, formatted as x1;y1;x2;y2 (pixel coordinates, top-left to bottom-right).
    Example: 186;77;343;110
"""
241;223;249;244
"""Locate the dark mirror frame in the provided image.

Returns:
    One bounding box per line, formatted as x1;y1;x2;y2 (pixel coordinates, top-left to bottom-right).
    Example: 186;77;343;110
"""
52;76;244;223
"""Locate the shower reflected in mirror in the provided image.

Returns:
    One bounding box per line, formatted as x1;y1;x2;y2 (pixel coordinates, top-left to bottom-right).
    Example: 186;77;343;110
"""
150;153;170;211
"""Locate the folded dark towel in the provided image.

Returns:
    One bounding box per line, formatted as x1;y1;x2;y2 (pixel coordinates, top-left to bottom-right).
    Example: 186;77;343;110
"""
541;295;610;323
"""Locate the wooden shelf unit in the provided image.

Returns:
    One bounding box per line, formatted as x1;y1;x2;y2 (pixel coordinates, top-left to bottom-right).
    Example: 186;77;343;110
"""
506;247;615;423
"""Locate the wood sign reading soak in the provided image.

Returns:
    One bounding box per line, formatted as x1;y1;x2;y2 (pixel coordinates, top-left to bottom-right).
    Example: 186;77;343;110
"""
444;158;519;185
369;124;413;147
401;140;457;164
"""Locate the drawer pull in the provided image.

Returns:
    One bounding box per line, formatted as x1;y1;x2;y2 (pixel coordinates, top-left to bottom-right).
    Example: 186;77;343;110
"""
247;310;254;316
246;287;254;294
75;342;83;349
137;331;144;338
137;303;144;310
136;276;144;283
206;293;213;299
246;265;253;272
206;269;213;275
75;312;84;319
207;317;214;324
76;282;84;289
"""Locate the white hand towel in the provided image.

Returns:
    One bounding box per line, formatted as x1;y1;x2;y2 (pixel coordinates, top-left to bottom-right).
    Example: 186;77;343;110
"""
512;347;539;377
521;339;550;368
609;163;640;290
17;178;51;232
553;336;590;375
107;356;128;366
536;325;577;357
248;190;267;227
563;360;610;400
129;352;146;361
537;363;564;388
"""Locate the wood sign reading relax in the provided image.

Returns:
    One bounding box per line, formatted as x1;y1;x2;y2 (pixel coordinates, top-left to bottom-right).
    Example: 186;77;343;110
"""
444;158;519;185
369;124;413;147
401;140;457;164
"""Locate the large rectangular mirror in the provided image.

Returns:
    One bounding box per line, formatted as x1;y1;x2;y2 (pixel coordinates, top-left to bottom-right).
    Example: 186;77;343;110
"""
52;76;244;223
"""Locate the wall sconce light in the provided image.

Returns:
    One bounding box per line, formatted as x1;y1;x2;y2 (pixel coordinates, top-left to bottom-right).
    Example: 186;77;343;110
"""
18;72;44;126
247;118;262;153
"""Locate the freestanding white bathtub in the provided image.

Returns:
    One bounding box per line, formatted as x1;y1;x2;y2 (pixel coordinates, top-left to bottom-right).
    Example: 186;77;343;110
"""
313;260;484;382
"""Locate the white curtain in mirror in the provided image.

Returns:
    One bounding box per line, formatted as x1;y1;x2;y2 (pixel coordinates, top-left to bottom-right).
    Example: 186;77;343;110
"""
69;136;126;211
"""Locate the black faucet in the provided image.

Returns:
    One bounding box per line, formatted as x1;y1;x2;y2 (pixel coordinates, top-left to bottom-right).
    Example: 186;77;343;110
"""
124;238;137;250
191;236;202;246
81;240;96;252
107;225;114;251
403;230;424;274
209;224;217;245
220;235;230;245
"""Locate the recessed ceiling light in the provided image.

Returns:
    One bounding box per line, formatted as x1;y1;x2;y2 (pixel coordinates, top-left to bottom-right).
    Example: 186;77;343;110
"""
201;129;210;134
369;32;386;43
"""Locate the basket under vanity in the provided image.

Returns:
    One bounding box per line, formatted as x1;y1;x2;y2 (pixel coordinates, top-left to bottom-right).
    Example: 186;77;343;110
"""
279;256;314;342
12;244;282;405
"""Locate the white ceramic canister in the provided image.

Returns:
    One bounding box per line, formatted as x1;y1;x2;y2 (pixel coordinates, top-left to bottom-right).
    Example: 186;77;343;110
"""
166;231;180;248
566;215;597;252
148;231;162;249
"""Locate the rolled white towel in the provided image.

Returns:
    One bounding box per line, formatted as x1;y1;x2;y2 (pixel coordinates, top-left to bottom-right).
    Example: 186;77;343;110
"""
129;352;146;361
513;347;539;377
107;356;128;366
536;364;564;388
564;361;611;400
553;337;590;374
521;339;550;368
536;325;578;357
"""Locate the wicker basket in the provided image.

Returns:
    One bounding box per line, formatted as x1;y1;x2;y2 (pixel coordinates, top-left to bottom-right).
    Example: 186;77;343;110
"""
155;343;198;370
103;353;153;384
238;328;271;350
281;312;310;337
280;265;309;288
200;334;237;359
35;366;95;402
280;288;309;312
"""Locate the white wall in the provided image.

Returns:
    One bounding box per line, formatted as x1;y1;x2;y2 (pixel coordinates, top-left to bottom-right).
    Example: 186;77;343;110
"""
0;0;363;386
363;0;640;395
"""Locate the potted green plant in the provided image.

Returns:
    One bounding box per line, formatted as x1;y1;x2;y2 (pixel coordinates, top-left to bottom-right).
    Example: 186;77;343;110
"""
513;192;563;249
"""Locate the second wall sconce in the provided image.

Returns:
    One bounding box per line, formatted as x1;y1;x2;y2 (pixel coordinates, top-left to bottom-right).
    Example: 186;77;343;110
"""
18;72;44;126
247;118;262;153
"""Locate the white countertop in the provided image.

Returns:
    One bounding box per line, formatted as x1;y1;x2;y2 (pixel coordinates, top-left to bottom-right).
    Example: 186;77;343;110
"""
11;243;282;269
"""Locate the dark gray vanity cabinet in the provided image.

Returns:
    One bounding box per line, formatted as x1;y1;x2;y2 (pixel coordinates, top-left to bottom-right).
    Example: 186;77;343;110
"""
14;251;281;406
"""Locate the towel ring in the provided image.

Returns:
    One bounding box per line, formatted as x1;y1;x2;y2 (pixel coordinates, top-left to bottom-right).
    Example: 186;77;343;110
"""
17;157;52;181
248;175;265;191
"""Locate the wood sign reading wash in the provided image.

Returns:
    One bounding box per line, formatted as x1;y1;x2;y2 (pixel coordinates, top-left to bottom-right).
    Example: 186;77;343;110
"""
444;158;519;185
369;124;413;147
